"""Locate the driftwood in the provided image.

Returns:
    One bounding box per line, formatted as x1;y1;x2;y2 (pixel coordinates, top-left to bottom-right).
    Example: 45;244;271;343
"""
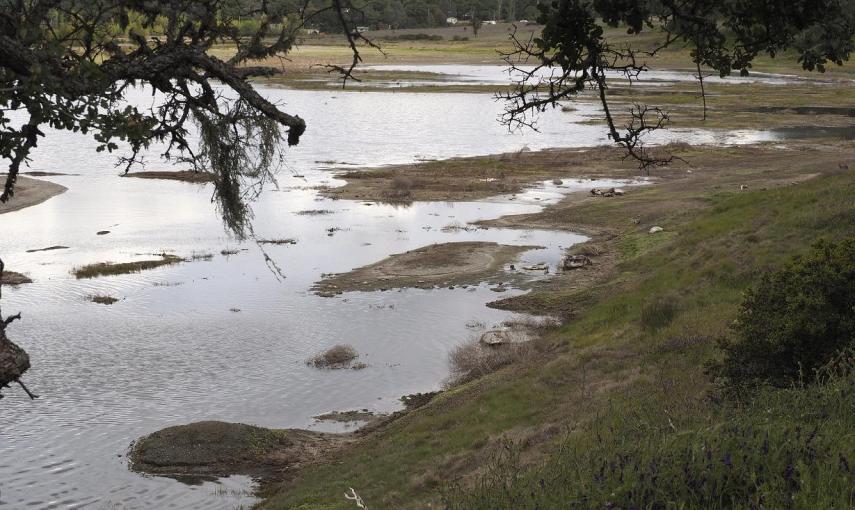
0;258;34;399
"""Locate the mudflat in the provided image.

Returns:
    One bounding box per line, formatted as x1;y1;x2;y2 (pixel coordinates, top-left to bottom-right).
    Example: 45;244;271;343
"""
313;241;538;295
0;176;66;215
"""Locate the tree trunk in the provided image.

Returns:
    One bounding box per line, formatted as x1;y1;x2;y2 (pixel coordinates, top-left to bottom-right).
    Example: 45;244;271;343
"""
0;327;29;388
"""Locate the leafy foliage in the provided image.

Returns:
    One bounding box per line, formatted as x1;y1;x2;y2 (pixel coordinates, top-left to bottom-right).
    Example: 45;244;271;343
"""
0;0;361;237
713;238;855;388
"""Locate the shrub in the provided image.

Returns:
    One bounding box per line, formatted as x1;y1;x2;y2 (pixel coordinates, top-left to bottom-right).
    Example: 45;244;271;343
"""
713;238;855;388
446;339;533;387
307;344;359;369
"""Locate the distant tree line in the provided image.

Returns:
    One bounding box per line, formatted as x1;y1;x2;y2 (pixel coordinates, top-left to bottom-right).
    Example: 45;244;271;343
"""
303;0;542;31
48;0;543;36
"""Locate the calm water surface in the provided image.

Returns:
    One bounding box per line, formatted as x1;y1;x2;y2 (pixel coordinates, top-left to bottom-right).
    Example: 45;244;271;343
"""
0;71;800;509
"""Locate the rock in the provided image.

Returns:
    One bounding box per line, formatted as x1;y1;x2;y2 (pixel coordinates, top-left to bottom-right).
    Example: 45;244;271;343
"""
522;263;549;271
740;185;749;190
552;179;563;185
591;187;617;197
563;254;591;270
649;226;664;234
479;329;513;346
129;421;342;479
614;189;625;196
96;230;110;235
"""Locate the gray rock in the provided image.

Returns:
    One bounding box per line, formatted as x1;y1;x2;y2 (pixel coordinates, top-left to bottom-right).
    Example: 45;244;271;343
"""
563;254;591;270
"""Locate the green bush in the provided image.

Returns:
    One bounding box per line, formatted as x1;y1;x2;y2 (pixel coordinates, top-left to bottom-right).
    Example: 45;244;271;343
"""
713;238;855;388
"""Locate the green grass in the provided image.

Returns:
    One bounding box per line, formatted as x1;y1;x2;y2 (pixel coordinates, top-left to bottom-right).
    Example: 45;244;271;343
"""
445;358;855;509
260;171;855;509
73;254;183;279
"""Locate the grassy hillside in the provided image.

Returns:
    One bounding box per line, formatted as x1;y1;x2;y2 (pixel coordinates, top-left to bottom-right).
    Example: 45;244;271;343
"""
258;144;855;508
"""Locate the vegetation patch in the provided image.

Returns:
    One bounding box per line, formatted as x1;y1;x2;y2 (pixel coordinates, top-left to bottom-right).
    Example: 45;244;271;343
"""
258;238;297;245
711;238;855;390
446;338;535;387
73;254;182;279
399;391;440;410
295;209;334;215
121;171;215;183
307;344;361;369
313;409;382;423
88;294;119;305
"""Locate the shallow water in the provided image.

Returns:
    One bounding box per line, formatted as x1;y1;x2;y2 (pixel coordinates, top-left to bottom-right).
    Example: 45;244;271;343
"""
0;72;809;509
360;64;839;88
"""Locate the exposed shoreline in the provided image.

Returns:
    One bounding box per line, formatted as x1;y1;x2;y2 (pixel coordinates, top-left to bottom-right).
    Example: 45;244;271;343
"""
0;175;67;215
313;241;539;296
121;170;215;183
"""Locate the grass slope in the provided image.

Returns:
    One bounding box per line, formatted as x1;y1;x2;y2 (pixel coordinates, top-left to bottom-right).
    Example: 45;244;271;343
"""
259;162;855;509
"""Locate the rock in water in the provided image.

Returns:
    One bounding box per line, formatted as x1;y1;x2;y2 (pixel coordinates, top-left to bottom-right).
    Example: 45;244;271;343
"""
129;421;342;479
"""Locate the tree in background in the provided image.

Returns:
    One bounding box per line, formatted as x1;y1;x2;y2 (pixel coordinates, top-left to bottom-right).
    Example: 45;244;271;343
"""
471;14;482;35
501;0;855;170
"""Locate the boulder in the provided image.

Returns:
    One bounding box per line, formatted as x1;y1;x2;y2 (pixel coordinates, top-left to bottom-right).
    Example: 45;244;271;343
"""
479;329;513;346
563;254;591;270
591;187;617;197
522;263;549;271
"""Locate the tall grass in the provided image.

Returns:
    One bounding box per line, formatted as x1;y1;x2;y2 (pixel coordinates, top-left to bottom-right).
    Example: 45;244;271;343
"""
444;353;855;509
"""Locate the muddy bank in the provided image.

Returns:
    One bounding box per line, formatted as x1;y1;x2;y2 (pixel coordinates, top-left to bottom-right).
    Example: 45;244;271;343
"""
0;176;66;215
121;171;215;183
0;271;33;286
130;421;347;481
313;241;537;296
320;146;663;203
